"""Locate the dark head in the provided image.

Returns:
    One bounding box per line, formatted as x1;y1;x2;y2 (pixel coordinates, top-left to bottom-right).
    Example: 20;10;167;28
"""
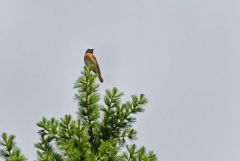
86;49;94;53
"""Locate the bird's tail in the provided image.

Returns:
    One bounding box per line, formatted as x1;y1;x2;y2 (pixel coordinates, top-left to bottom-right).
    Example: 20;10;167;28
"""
98;74;104;83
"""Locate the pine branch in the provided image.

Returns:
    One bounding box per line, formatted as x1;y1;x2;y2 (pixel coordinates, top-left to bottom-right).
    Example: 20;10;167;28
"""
101;87;147;145
35;115;93;161
122;144;157;161
0;133;26;161
74;65;101;152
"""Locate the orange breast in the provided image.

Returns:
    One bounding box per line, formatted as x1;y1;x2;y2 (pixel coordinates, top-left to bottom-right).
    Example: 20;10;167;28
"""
84;53;96;65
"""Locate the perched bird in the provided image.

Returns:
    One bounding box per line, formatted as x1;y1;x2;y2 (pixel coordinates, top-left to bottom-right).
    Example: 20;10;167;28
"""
84;49;104;83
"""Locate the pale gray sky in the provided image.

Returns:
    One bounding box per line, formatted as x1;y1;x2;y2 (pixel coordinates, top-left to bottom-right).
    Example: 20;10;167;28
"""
0;0;240;161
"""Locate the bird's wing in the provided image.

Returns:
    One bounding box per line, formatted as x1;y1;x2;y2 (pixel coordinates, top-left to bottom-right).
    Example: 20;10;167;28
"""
92;55;102;75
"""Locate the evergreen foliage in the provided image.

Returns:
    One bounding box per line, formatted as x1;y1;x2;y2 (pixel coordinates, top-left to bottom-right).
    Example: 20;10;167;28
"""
0;133;25;161
0;65;157;161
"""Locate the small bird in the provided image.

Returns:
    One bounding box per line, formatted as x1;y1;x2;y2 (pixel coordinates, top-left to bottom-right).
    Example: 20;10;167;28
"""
84;49;104;83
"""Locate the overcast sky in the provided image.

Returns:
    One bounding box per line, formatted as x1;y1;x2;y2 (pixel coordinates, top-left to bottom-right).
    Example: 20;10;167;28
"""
0;0;240;161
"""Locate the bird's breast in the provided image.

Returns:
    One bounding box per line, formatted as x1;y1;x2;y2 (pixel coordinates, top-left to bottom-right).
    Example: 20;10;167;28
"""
84;53;96;65
84;59;91;65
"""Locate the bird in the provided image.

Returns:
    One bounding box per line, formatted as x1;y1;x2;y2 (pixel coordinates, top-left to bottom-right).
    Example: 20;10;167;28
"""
84;49;104;83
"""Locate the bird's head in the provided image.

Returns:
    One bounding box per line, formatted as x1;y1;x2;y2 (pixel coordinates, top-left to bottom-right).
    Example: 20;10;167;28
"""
86;49;94;53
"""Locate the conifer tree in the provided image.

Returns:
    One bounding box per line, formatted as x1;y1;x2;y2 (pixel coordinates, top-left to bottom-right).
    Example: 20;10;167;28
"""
0;65;157;161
